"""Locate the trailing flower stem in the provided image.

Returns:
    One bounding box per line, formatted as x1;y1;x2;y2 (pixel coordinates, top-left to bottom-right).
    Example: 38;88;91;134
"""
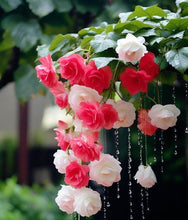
78;213;81;220
145;94;157;105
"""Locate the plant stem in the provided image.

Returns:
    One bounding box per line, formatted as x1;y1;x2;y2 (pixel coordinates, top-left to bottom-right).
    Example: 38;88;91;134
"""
78;214;81;220
145;94;157;104
104;61;120;102
116;90;123;100
113;60;120;81
145;134;148;165
156;81;160;103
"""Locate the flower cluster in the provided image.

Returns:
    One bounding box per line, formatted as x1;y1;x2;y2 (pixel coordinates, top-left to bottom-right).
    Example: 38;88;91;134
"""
35;33;180;217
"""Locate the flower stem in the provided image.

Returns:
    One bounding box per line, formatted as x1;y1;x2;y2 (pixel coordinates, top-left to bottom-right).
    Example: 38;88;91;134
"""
104;61;120;102
116;90;123;100
145;134;148;165
78;213;81;220
145;94;157;105
156;81;160;103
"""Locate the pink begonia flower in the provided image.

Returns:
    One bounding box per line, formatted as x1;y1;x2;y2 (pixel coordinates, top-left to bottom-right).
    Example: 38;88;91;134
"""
54;120;72;151
65;161;89;188
74;187;102;217
84;60;113;94
50;81;68;109
71;136;103;162
68;85;102;112
53;149;80;174
137;109;157;136
76;101;104;130
83;131;99;144
35;54;58;88
73;118;89;133
148;104;180;130
58;54;86;85
116;33;147;62
55;185;76;214
134;165;157;188
101;103;119;130
109;100;136;129
89;153;122;187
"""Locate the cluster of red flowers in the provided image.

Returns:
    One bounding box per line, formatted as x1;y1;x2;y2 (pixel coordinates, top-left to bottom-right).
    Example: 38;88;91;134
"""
120;52;159;95
59;54;113;94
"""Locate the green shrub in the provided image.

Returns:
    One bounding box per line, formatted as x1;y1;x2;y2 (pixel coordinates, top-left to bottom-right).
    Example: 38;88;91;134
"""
0;177;72;220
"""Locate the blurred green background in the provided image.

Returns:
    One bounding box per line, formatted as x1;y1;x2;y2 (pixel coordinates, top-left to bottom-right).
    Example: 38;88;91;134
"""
0;0;187;220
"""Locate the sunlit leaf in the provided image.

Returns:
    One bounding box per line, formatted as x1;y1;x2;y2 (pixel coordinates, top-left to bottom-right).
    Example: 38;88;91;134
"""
127;5;167;20
92;57;118;69
165;47;188;73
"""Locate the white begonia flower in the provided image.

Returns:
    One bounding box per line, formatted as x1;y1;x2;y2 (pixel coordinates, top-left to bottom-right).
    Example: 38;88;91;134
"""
89;153;122;187
68;85;102;112
134;165;157;188
148;104;180;130
111;100;136;129
115;33;147;62
74;187;102;217
55;185;76;214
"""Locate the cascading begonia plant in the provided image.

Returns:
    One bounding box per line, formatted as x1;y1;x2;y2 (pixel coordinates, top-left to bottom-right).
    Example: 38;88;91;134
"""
35;2;187;218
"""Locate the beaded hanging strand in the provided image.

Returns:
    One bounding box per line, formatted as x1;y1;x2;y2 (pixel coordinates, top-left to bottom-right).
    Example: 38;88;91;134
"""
128;127;133;219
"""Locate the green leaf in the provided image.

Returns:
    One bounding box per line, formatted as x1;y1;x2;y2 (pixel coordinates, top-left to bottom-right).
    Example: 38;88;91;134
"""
119;12;132;22
127;5;167;20
165;47;188;73
178;0;188;8
115;20;152;33
158;71;177;85
81;36;94;48
0;0;22;12
26;0;54;17
92;57;118;69
78;27;104;37
182;7;188;16
11;19;41;52
134;28;157;37
155;56;168;71
0;31;14;52
0;50;12;76
73;0;104;14
148;36;164;45
49;34;77;51
63;46;82;57
90;34;116;53
183;74;188;82
165;18;188;31
49;34;64;50
14;64;39;102
53;0;73;12
144;5;167;17
1;14;23;31
169;31;185;39
36;44;49;57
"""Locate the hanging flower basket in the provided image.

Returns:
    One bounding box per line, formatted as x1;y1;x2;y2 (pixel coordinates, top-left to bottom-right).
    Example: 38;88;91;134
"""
35;1;188;219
